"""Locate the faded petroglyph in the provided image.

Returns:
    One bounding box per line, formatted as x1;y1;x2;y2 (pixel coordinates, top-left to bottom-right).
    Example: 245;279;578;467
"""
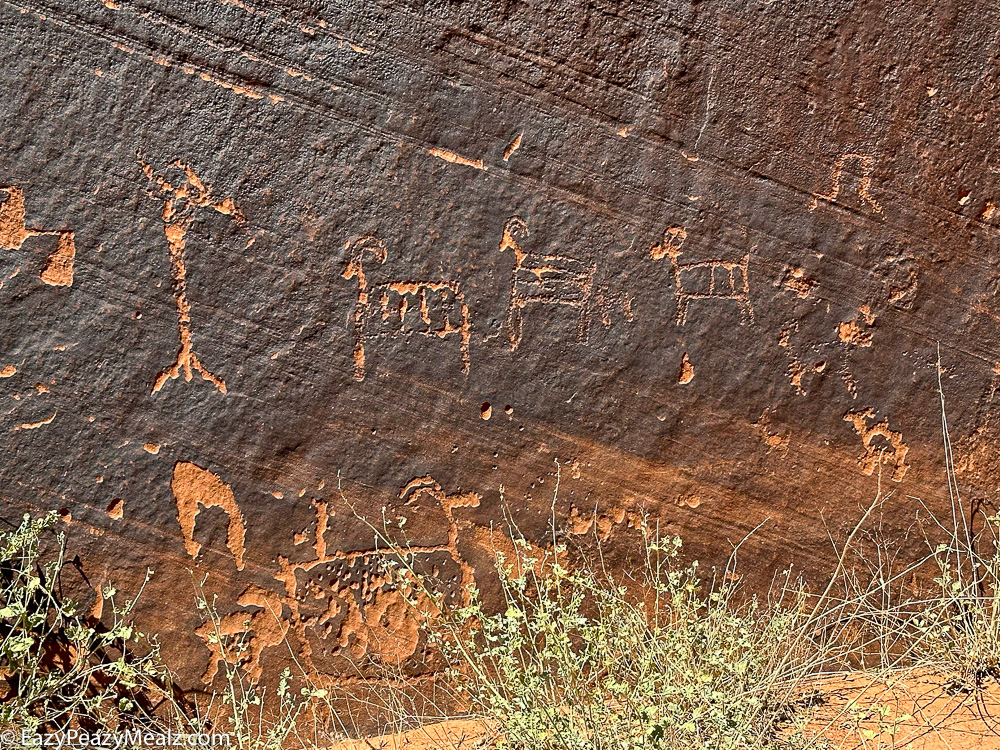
566;502;647;541
343;236;471;381
681;67;716;162
844;410;909;482
16;412;56;430
751;411;790;452
651;225;754;325
674;495;702;509
775;266;817;299
199;477;485;685
593;289;635;329
955;363;1000;485
498;217;597;350
808;154;883;213
171;461;247;570
0;186;76;286
140;157;243;395
197;585;290;684
780;324;821;396
780;308;875;398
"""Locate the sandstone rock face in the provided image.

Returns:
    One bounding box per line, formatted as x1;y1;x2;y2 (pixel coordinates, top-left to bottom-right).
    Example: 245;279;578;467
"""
2;0;999;689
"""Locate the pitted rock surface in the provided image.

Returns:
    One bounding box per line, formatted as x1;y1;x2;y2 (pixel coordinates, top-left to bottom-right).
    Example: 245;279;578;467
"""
2;0;998;688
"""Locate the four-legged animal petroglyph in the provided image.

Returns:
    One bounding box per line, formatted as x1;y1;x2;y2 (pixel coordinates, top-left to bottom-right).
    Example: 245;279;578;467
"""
140;157;243;395
651;225;754;325
198;476;486;684
498;216;597;350
0;186;76;286
809;153;882;213
343;235;471;381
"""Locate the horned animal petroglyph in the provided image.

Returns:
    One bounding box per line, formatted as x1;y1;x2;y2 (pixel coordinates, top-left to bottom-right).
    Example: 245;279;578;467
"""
342;235;471;381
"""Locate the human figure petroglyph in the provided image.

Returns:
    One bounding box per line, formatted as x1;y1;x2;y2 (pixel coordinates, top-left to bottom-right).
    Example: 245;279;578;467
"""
498;216;597;350
0;186;76;286
342;235;471;381
140;156;243;394
808;153;883;213
651;225;754;325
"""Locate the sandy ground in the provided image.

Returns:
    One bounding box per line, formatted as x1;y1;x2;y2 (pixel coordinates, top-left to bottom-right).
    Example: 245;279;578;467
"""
801;669;1000;749
329;670;1000;749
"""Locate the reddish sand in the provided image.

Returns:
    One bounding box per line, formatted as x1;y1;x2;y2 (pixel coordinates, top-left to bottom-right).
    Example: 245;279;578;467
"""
330;671;1000;749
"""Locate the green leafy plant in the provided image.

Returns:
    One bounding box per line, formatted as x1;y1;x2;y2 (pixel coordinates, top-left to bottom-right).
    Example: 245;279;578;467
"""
383;522;853;750
0;511;178;734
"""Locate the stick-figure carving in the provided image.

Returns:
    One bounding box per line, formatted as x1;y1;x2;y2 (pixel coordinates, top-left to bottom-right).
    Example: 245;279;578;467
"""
808;153;882;213
140;157;244;395
651;226;754;325
498;216;596;350
342;235;471;381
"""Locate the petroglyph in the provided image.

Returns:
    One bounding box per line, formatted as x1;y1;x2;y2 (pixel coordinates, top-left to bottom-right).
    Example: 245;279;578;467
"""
649;225;686;261
776;266;817;299
503;133;523;161
844;409;909;482
751;411;790;452
106;497;124;520
171;461;247;570
343;236;471;381
0;186;76;286
427;147;486;171
678;353;694;384
808;154;883;213
674;495;702;509
140;157;244;395
838;319;873;347
651;226;754;325
199;477;484;684
498;216;597;350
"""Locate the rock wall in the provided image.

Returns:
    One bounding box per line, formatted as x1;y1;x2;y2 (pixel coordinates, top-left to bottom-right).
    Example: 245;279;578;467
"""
2;0;999;688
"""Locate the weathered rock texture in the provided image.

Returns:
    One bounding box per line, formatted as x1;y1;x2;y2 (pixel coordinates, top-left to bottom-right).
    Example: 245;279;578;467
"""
1;0;999;690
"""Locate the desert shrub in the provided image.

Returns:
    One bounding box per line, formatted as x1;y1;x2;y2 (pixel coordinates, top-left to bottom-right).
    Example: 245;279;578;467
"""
906;514;1000;685
0;511;342;749
395;532;838;750
192;584;346;750
0;511;177;734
